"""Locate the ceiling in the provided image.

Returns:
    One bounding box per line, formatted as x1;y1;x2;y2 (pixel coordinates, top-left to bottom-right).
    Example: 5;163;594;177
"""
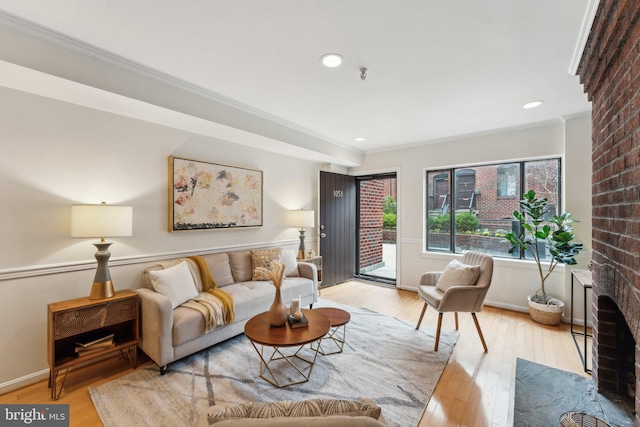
0;1;595;164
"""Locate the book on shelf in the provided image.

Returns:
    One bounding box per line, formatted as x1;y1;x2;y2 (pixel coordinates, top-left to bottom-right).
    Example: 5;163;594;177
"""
287;313;309;329
75;342;116;357
75;333;114;348
74;338;115;353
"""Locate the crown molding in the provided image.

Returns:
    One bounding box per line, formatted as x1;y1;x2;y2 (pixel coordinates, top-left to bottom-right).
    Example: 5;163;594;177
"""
0;11;363;165
561;111;592;121
0;11;341;147
366;117;573;155
568;0;600;75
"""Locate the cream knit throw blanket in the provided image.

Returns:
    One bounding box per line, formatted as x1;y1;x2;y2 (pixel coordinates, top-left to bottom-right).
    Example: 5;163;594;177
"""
182;293;228;333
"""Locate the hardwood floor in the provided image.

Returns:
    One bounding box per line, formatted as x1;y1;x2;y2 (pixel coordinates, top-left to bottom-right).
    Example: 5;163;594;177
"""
0;280;589;426
322;280;590;427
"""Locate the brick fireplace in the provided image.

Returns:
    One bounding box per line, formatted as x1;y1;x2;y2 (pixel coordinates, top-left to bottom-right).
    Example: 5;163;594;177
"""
577;0;640;424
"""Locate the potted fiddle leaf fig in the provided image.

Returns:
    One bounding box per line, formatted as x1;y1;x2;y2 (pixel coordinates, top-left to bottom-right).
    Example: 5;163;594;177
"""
505;190;584;325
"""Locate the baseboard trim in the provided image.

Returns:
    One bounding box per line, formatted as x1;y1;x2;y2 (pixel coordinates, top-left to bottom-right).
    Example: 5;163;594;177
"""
484;299;589;326
0;369;49;396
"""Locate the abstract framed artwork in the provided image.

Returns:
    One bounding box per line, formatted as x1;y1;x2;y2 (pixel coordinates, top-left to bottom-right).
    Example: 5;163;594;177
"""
169;156;263;231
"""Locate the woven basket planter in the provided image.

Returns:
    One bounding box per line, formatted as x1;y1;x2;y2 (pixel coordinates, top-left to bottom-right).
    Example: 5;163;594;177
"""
560;411;611;427
527;295;564;326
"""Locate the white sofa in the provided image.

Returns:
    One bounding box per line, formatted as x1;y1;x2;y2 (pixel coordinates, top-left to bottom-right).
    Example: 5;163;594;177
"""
136;248;318;373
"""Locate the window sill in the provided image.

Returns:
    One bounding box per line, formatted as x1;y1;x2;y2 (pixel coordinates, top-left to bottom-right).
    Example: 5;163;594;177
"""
419;251;566;272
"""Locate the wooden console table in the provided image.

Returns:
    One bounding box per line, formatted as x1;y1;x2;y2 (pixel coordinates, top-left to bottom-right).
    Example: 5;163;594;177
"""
47;289;139;399
570;269;592;373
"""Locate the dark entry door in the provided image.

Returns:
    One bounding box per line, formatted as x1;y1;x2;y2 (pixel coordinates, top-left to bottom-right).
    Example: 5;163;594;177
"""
433;173;449;214
319;171;356;286
455;169;476;211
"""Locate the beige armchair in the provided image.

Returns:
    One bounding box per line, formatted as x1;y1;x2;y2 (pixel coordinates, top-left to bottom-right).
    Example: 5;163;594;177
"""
415;251;494;352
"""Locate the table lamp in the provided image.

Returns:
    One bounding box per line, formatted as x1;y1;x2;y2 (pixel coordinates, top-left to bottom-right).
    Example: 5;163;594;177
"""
286;209;315;259
71;202;133;299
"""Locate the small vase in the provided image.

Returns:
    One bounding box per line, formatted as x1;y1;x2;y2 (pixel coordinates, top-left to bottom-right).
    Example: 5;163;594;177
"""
268;288;288;327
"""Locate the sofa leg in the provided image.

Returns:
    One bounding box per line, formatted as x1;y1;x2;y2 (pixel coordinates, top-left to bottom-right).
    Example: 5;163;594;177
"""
160;365;167;375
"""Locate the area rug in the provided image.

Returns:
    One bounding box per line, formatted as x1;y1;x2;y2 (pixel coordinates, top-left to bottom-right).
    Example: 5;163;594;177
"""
90;299;458;427
513;358;633;427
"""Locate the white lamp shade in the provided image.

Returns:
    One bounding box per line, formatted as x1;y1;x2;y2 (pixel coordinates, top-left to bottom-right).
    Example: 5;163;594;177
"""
286;210;315;228
71;204;133;238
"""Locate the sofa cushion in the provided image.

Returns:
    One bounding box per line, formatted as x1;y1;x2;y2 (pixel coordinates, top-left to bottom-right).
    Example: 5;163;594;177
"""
206;399;382;425
279;249;300;277
172;277;316;347
172;304;206;346
250;248;282;280
173;283;263;346
203;253;235;287
148;261;198;309
435;259;481;292
228;251;253;282
221;281;275;321
279;277;315;307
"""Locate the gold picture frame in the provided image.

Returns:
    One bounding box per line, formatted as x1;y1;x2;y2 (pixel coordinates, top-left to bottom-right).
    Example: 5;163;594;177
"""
169;156;263;231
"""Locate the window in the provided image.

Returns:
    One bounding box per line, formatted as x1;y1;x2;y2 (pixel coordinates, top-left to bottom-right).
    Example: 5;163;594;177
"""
426;158;561;259
497;165;518;197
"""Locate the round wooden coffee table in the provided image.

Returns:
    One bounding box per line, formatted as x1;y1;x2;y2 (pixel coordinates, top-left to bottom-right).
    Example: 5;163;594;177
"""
244;309;330;388
310;307;351;355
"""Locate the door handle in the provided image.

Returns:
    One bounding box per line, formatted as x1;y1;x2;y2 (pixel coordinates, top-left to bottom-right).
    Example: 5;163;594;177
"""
320;233;326;238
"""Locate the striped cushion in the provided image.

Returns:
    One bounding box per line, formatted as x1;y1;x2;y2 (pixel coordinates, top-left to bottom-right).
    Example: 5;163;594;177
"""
207;399;381;424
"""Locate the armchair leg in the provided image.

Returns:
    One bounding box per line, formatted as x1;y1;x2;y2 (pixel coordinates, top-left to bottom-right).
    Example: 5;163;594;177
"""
454;312;459;330
471;313;488;353
434;313;443;352
416;303;428;329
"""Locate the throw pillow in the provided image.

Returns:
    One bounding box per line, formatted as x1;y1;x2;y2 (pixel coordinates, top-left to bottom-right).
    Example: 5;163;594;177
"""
228;251;253;282
207;399;381;424
435;259;481;292
149;260;199;309
279;249;299;277
250;248;282;280
204;253;235;287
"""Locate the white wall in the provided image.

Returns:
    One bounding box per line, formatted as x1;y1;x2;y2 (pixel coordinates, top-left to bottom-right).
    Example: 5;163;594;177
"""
0;85;593;393
0;87;321;392
352;116;593;316
563;113;593;326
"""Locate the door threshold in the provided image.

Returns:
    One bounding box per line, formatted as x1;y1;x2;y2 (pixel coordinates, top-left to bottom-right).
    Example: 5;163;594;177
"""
353;276;396;289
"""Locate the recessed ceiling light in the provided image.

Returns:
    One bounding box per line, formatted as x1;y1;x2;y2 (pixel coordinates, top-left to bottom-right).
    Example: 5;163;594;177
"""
355;137;365;142
320;53;343;68
523;100;544;109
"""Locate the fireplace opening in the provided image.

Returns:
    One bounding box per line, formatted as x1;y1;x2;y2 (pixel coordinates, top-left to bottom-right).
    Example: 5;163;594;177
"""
593;295;636;415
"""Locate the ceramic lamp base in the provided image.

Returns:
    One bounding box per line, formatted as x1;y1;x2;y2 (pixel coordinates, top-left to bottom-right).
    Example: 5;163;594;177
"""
89;241;116;299
90;280;116;300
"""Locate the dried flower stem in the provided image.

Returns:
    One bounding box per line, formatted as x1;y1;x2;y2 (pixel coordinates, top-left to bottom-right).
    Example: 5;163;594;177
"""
254;261;285;289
